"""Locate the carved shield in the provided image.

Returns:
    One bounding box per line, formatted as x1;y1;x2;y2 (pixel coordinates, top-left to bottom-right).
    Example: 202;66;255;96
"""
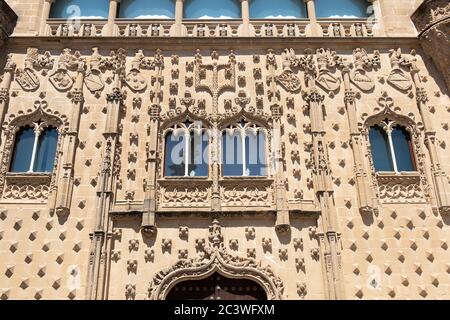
387;69;412;91
49;69;74;91
84;69;104;93
316;70;341;92
351;69;375;91
15;68;39;91
125;68;147;91
276;70;302;92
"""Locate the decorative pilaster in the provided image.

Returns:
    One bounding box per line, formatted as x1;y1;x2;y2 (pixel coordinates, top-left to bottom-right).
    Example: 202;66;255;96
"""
410;61;450;214
142;50;164;234
239;0;251;36
304;0;321;36
0;55;16;143
103;0;121;36
302;49;344;299
52;49;86;217
339;52;378;215
86;48;126;300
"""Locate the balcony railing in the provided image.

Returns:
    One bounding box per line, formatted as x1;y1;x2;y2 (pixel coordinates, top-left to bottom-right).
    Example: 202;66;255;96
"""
44;18;374;38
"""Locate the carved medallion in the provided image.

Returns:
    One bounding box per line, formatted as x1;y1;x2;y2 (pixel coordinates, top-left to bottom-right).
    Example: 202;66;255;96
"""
49;69;74;91
351;69;374;91
15;68;39;91
316;70;341;92
276;70;302;92
387;69;412;91
84;69;104;93
125;68;147;91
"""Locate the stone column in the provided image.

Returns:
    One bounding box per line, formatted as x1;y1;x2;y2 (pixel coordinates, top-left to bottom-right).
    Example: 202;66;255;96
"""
0;55;16;143
239;0;251;36
304;0;321;36
367;0;385;36
341;64;377;215
104;0;121;36
39;0;55;36
170;0;186;36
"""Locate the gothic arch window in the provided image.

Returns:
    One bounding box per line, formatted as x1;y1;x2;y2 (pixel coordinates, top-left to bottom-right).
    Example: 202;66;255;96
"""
50;0;110;19
315;0;370;18
368;120;417;173
249;0;307;19
221;120;267;177
184;0;241;19
164;120;209;177
10;124;59;173
118;0;175;19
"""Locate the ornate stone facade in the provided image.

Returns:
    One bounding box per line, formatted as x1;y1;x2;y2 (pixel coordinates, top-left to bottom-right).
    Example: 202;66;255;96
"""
0;0;449;300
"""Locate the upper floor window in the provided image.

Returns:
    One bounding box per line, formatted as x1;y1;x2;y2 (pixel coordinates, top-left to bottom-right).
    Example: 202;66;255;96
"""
10;125;58;173
184;0;241;19
118;0;175;19
49;0;110;19
315;0;370;18
250;0;307;19
369;122;417;173
164;121;209;177
222;121;267;177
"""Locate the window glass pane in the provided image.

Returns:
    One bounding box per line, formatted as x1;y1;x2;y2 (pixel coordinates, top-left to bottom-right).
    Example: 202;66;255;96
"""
11;126;35;173
250;0;307;19
34;127;58;173
165;131;186;176
119;0;175;19
188;131;208;177
184;0;240;19
369;125;394;172
50;0;110;19
245;131;267;176
391;126;416;172
222;132;243;176
315;0;369;18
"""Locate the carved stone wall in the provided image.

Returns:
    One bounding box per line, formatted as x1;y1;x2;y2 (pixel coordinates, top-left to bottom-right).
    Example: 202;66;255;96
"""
0;0;449;301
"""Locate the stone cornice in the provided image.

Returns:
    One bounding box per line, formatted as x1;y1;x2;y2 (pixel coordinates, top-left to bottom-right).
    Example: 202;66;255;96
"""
5;36;420;50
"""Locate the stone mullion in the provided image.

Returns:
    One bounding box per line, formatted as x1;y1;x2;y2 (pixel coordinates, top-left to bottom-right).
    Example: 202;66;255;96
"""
341;67;377;214
306;85;344;300
53;65;85;216
411;70;450;214
0;55;16;144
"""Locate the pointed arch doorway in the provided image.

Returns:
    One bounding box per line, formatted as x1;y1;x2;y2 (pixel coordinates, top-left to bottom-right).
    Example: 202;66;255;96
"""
166;272;267;300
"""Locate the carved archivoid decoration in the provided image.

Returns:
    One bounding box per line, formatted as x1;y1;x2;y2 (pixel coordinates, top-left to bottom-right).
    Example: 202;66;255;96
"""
147;219;284;300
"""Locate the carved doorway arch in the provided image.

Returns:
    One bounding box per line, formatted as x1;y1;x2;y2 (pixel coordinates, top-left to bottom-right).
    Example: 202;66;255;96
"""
166;272;267;300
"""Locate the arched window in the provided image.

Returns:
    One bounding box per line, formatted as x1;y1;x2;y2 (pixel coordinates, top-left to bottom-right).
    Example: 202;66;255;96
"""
10;125;58;173
184;0;241;19
222;121;267;177
118;0;175;19
369;121;416;173
250;0;307;19
164;120;209;177
49;0;110;19
315;0;369;18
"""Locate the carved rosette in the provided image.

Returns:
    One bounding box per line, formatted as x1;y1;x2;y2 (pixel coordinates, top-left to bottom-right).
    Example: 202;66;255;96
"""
106;87;126;103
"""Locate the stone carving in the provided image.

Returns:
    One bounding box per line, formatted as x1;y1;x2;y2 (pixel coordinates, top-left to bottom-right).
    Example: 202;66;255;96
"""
49;49;84;91
297;282;307;298
84;48;105;93
315;48;341;92
377;174;425;203
276;48;302;92
221;185;271;207
179;226;189;239
147;219;284;300
350;48;380;91
125;50;148;91
159;185;209;208
387;49;412;91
